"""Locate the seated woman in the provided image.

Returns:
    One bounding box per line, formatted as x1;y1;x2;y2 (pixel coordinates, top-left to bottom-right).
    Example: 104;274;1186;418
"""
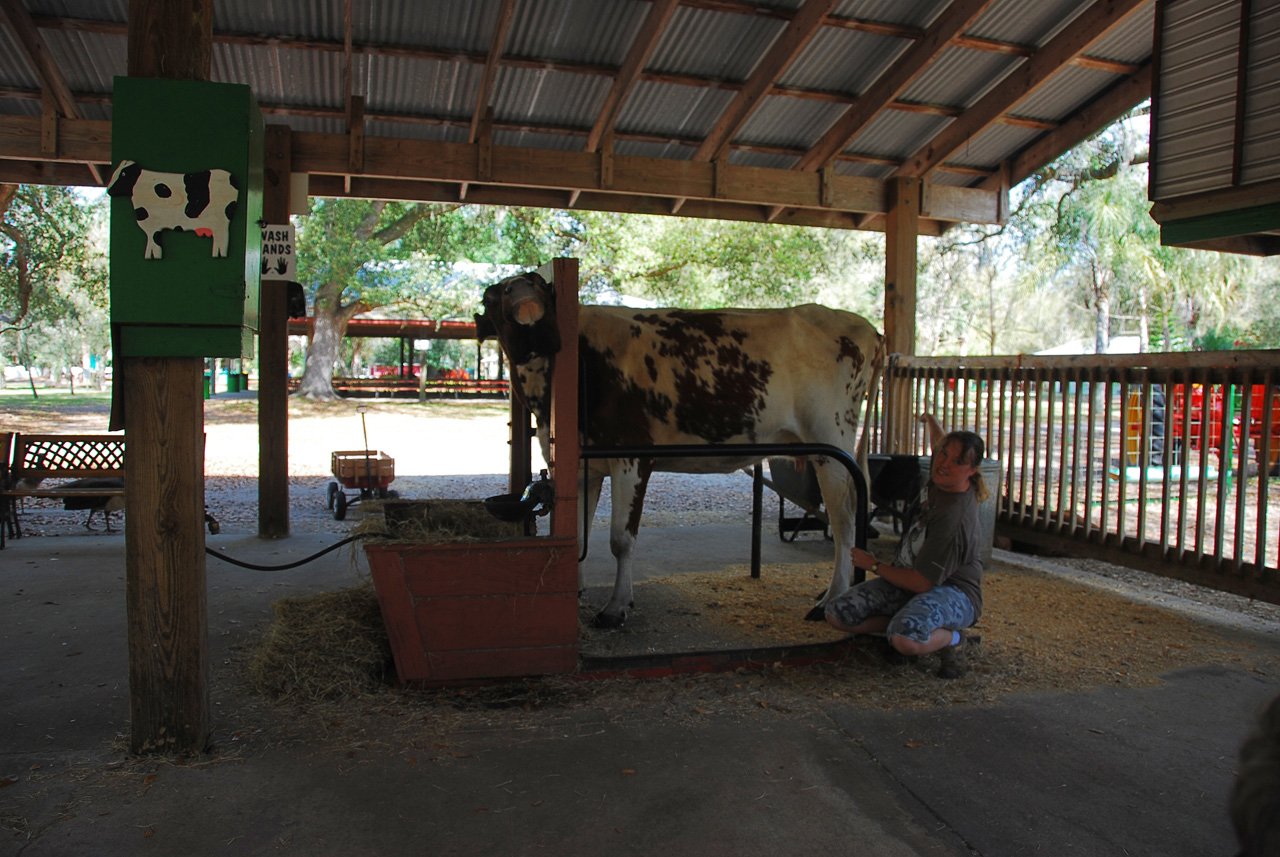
824;414;988;679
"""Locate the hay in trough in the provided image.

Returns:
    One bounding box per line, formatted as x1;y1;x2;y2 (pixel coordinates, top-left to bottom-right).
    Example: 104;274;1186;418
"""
246;582;393;702
354;499;527;544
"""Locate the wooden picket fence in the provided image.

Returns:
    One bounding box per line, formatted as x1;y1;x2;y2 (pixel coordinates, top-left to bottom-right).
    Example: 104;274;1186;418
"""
875;350;1280;605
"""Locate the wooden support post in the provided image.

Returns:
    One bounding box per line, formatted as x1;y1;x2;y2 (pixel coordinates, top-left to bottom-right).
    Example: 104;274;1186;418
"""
124;357;209;753
885;176;919;453
123;0;214;756
548;258;580;541
885;176;918;358
40;91;57;156
259;124;292;538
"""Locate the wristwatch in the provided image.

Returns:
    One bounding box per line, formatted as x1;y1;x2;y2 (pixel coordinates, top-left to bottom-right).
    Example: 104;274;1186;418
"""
869;560;880;574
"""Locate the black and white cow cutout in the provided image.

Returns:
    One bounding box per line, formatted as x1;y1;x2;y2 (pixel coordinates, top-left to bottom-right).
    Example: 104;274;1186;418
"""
476;271;885;628
108;160;240;260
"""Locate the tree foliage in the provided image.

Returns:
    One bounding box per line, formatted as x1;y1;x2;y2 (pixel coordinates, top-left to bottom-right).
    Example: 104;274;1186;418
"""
0;185;109;388
558;212;837;308
292;199;558;398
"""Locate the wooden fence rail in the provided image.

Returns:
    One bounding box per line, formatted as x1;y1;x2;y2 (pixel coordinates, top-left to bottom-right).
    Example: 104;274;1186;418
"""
877;350;1280;605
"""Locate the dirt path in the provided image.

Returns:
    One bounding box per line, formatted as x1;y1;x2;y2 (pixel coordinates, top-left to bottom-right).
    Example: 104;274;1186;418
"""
7;394;758;537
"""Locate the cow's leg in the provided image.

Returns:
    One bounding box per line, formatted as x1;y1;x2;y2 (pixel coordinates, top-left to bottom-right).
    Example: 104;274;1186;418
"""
577;464;606;592
810;458;859;621
594;459;650;628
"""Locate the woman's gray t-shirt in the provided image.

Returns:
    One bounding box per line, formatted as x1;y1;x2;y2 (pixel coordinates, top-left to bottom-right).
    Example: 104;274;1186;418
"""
894;483;984;617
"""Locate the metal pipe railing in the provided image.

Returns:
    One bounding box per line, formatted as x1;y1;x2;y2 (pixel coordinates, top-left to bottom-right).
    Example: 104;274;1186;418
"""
579;442;869;579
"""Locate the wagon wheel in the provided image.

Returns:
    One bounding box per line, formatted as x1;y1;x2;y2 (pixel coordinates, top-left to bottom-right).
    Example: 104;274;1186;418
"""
334;491;348;521
377;486;389;499
326;481;339;509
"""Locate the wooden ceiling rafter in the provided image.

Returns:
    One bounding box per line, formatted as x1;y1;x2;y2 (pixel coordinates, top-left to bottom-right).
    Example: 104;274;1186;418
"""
792;0;996;176
468;0;516;145
342;0;362;194
18;11;1143;157
830;0;1152;230
672;0;837;214
0;0;102;185
894;0;1150;182
570;0;680;208
0;82;1000;180
980;61;1153;193
462;0;516;202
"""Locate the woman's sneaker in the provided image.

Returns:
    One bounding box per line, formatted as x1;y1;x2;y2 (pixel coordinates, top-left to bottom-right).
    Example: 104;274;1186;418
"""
937;632;971;679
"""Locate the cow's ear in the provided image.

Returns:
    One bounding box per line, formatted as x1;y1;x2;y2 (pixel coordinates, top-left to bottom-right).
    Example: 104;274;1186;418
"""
474;313;497;341
107;161;140;197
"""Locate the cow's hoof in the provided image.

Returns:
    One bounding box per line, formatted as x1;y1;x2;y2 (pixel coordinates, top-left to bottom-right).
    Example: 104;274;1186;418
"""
592;611;626;629
804;604;827;622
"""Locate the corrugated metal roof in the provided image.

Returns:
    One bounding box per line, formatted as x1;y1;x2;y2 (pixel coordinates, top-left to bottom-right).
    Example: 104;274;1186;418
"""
899;44;1022;109
1;0;1167;227
739;93;847;148
1013;64;1119;122
0;27;39;90
967;0;1094;47
1151;0;1239;198
778;26;911;94
1087;4;1157;65
650;5;785;80
945;121;1042;168
833;0;950;29
846;108;952;160
1241;3;1280;185
619;79;736;142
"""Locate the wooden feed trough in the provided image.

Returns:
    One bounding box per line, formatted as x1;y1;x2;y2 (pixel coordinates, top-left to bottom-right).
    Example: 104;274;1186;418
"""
364;259;581;686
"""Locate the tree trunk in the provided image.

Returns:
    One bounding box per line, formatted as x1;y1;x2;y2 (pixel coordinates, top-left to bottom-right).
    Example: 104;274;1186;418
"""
1093;266;1111;354
1137;283;1150;352
295;310;346;399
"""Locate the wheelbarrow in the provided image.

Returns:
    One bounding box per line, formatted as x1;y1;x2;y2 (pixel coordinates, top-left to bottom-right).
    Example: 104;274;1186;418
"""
327;450;395;520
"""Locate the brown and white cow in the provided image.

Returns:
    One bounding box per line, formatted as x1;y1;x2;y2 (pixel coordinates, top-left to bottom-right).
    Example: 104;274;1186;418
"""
476;271;884;628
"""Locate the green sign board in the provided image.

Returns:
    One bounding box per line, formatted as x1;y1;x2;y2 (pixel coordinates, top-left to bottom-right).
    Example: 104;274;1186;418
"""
109;77;263;357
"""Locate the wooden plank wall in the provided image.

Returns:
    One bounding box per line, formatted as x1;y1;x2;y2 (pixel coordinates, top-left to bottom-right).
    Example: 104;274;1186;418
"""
879;350;1280;605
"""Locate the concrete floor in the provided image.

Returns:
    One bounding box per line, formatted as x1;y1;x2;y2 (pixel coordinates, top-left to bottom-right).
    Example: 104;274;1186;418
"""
3;522;1278;856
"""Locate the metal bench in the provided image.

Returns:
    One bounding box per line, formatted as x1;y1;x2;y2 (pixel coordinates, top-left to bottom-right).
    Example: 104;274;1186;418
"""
1;432;125;546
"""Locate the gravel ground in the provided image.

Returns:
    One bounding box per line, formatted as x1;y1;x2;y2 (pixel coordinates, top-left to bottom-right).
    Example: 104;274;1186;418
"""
9;393;1280;630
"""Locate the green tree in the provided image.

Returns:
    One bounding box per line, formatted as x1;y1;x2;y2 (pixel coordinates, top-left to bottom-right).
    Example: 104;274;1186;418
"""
292;200;553;399
560;212;834;308
0;184;109;391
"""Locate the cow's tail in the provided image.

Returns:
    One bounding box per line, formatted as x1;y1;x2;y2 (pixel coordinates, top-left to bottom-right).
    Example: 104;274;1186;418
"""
854;335;887;482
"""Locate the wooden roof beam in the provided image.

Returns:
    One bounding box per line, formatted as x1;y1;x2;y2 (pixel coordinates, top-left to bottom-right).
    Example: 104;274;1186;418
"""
979;60;1152;193
468;0;516;144
691;0;838;164
894;0;1149;180
28;13;1144;114
793;0;995;175
584;0;679;154
0;0;102;184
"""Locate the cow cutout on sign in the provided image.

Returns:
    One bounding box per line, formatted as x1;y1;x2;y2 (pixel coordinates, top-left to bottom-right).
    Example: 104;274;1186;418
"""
108;160;240;259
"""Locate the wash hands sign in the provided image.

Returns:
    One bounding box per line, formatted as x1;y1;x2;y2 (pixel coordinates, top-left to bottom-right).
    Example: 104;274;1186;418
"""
260;224;296;280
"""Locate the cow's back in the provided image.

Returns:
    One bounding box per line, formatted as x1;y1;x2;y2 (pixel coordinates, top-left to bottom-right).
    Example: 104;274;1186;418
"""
577;304;881;456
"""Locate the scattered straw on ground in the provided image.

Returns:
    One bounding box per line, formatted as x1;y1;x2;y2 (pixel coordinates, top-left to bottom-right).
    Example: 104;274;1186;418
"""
245;583;393;702
238;559;1278;737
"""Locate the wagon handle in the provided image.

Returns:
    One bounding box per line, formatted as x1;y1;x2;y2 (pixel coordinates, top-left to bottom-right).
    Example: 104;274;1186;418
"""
358;405;374;491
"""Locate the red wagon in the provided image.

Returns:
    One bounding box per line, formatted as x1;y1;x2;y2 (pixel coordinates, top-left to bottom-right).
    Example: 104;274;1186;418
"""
326;450;395;520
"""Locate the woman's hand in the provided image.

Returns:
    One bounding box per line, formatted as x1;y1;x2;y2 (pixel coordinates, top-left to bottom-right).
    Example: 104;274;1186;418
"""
850;547;878;572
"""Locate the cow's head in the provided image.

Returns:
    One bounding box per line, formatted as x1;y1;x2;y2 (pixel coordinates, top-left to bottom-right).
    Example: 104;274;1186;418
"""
474;271;561;365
